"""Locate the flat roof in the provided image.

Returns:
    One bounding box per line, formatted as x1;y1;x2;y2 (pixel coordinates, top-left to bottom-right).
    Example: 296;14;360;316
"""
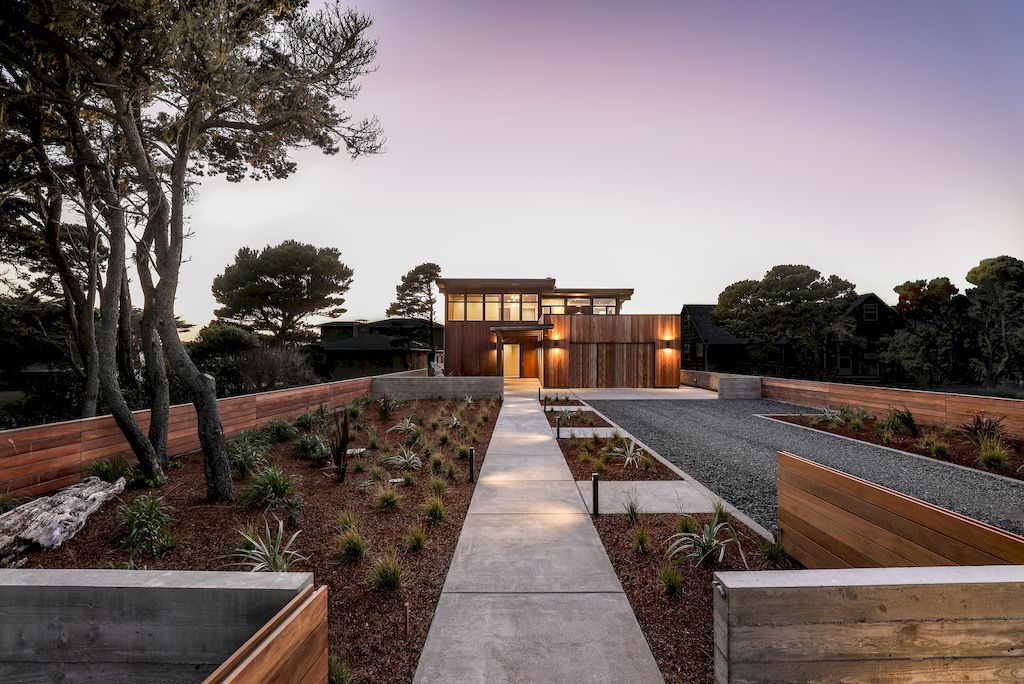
437;278;632;301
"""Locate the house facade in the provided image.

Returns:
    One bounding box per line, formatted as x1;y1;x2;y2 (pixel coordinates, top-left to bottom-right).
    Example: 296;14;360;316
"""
438;278;680;388
680;304;749;373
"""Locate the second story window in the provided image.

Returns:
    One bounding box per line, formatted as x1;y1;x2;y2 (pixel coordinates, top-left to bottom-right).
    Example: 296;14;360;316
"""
863;303;878;322
485;294;501;321
466;294;484;321
521;294;539;321
502;294;520;321
592;297;616;315
447;294;465;321
542;298;564;315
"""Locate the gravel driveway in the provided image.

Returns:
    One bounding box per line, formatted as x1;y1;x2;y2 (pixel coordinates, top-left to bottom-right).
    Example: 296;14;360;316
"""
588;398;1024;536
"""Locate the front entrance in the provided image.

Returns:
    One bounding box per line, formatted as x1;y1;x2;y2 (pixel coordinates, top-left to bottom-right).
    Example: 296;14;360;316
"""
502;343;521;378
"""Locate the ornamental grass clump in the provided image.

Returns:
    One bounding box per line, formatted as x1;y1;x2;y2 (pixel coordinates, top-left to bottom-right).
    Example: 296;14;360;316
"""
423;496;445;522
336;529;368;562
263;419;298;443
405;524;427;552
229;430;271;478
294;433;330;467
977;437;1009;469
114;494;176;556
89;457;133;484
370;553;403;590
632;526;650;553
375;486;401;512
659;565;682;595
241;467;296;507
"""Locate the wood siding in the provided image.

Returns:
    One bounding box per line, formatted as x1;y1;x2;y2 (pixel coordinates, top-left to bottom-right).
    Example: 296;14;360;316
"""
762;377;1024;438
443;321;497;377
0;378;371;498
205;585;328;684
713;565;1024;683
544;314;680;388
777;452;1024;569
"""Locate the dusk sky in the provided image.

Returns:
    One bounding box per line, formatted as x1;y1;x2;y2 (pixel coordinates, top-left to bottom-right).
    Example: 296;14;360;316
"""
180;0;1024;329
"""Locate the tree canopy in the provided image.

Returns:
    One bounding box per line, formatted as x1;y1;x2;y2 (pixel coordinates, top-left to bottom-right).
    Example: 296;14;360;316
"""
212;240;355;343
714;264;857;374
385;262;441;358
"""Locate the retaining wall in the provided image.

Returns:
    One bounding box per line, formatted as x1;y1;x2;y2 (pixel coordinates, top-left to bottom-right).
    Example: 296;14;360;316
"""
713;564;1024;683
371;375;504;400
0;569;320;683
0;377;371;498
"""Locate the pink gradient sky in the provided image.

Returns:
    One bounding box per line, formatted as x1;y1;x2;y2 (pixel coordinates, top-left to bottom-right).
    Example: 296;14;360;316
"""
178;0;1024;327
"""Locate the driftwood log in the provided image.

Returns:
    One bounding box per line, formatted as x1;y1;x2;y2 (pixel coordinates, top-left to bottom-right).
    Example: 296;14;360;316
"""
0;476;126;562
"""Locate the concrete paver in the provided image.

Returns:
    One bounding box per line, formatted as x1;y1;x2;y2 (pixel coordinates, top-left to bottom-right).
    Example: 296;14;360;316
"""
576;479;716;515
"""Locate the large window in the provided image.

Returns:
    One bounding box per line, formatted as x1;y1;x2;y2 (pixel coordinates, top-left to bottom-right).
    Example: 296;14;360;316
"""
485;294;501;321
466;294;484;321
542;298;564;316
592;297;616;315
502;293;520;321
521;294;539;321
447;294;465;321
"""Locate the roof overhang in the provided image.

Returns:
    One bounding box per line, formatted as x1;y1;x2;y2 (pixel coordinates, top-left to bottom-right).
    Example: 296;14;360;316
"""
437;278;556;293
488;323;553;334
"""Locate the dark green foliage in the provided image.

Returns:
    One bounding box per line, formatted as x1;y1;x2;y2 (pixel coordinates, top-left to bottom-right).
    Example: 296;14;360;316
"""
241;467;297;507
263;420;299;443
328;654;354;684
89;458;133;484
114;495;176;556
676;515;698;535
758;541;789;569
881;407;919;436
212;241;354;343
960;413;1008;446
229;429;271;478
385;263;442;360
294;434;330;466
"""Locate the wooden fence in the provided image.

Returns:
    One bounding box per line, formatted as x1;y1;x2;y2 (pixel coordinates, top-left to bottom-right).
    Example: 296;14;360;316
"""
679;370;1024;438
777;451;1024;569
0;378;371;498
205;585;328;684
713;564;1024;683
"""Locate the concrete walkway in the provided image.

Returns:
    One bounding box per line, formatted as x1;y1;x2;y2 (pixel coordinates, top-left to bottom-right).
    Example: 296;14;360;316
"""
414;380;663;683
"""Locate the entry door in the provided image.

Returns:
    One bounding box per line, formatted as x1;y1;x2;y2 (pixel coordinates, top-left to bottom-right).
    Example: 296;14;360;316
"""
502;343;521;378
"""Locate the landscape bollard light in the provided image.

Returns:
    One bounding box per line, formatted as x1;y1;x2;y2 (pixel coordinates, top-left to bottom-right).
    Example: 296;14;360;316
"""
544;395;548;410
592;472;599;515
555;415;561;439
469;446;475;483
538;387;541;401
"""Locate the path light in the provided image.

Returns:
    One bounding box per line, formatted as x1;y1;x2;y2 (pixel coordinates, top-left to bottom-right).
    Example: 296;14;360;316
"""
555;415;561;439
592;472;600;515
469;447;475;483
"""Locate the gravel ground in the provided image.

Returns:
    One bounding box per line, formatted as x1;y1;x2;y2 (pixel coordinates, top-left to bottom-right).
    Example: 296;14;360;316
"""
588;398;1024;536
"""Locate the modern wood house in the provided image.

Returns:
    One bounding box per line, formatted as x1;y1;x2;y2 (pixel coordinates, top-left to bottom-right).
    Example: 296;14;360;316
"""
438;278;680;388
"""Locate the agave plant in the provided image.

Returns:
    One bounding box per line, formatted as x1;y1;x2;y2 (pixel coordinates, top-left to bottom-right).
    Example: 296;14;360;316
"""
442;415;462;431
226;517;308;572
383;446;422;471
613;440;644;469
463;395;475;406
666;520;748;569
388;417;419;436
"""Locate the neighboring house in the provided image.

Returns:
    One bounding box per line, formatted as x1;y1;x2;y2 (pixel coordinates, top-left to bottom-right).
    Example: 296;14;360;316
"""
826;293;905;381
438;277;680;388
316;318;442;380
680;304;749;372
685;294;904;381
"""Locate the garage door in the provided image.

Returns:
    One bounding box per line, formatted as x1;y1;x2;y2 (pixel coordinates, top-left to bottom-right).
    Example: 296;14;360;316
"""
569;343;655;388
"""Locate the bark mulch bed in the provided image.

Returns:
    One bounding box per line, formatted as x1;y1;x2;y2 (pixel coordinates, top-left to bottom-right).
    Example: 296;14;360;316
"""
593;512;799;683
558;436;680;481
540;396;586;407
545;408;611;428
22;396;498;684
774;415;1024;482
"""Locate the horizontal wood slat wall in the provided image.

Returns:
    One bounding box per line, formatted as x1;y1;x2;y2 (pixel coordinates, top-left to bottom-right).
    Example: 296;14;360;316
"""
761;377;1024;438
713;565;1024;683
205;585;328;684
776;451;1024;569
0;378;371;498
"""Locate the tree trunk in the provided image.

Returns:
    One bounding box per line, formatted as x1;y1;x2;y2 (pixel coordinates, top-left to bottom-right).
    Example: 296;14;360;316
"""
158;313;233;500
117;270;141;398
141;309;170;467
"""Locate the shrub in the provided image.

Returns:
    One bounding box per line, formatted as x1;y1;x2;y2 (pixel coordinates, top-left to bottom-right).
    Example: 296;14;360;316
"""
632;526;650;553
882;407;919;436
847;416;864;432
295;404;331;432
229;433;269;479
429;478;447;496
336;529;368;562
876;425;895;445
977;437;1009;469
640;456;654;470
443;460;457;480
294;434;330;467
423;496;445;522
328;654;354;684
370;553;403;590
961;413;1008;446
383;446;422;471
114;494;175;556
710;500;731;528
89;457;133;484
758;541;788;569
365;426;379;450
919;436;950;458
335;511;357;531
375;395;402;420
241;467;296;507
659;565;682;595
622;493;642;527
371;466;389;483
437;430;449;446
676;515;698;534
227;517;307;572
376;486;401;512
347;399;365;420
405;524;427;552
263;419;298;443
667;520;747;568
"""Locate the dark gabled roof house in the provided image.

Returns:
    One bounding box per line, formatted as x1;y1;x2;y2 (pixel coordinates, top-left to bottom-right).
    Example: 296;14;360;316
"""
316;317;443;380
680;304;749;372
